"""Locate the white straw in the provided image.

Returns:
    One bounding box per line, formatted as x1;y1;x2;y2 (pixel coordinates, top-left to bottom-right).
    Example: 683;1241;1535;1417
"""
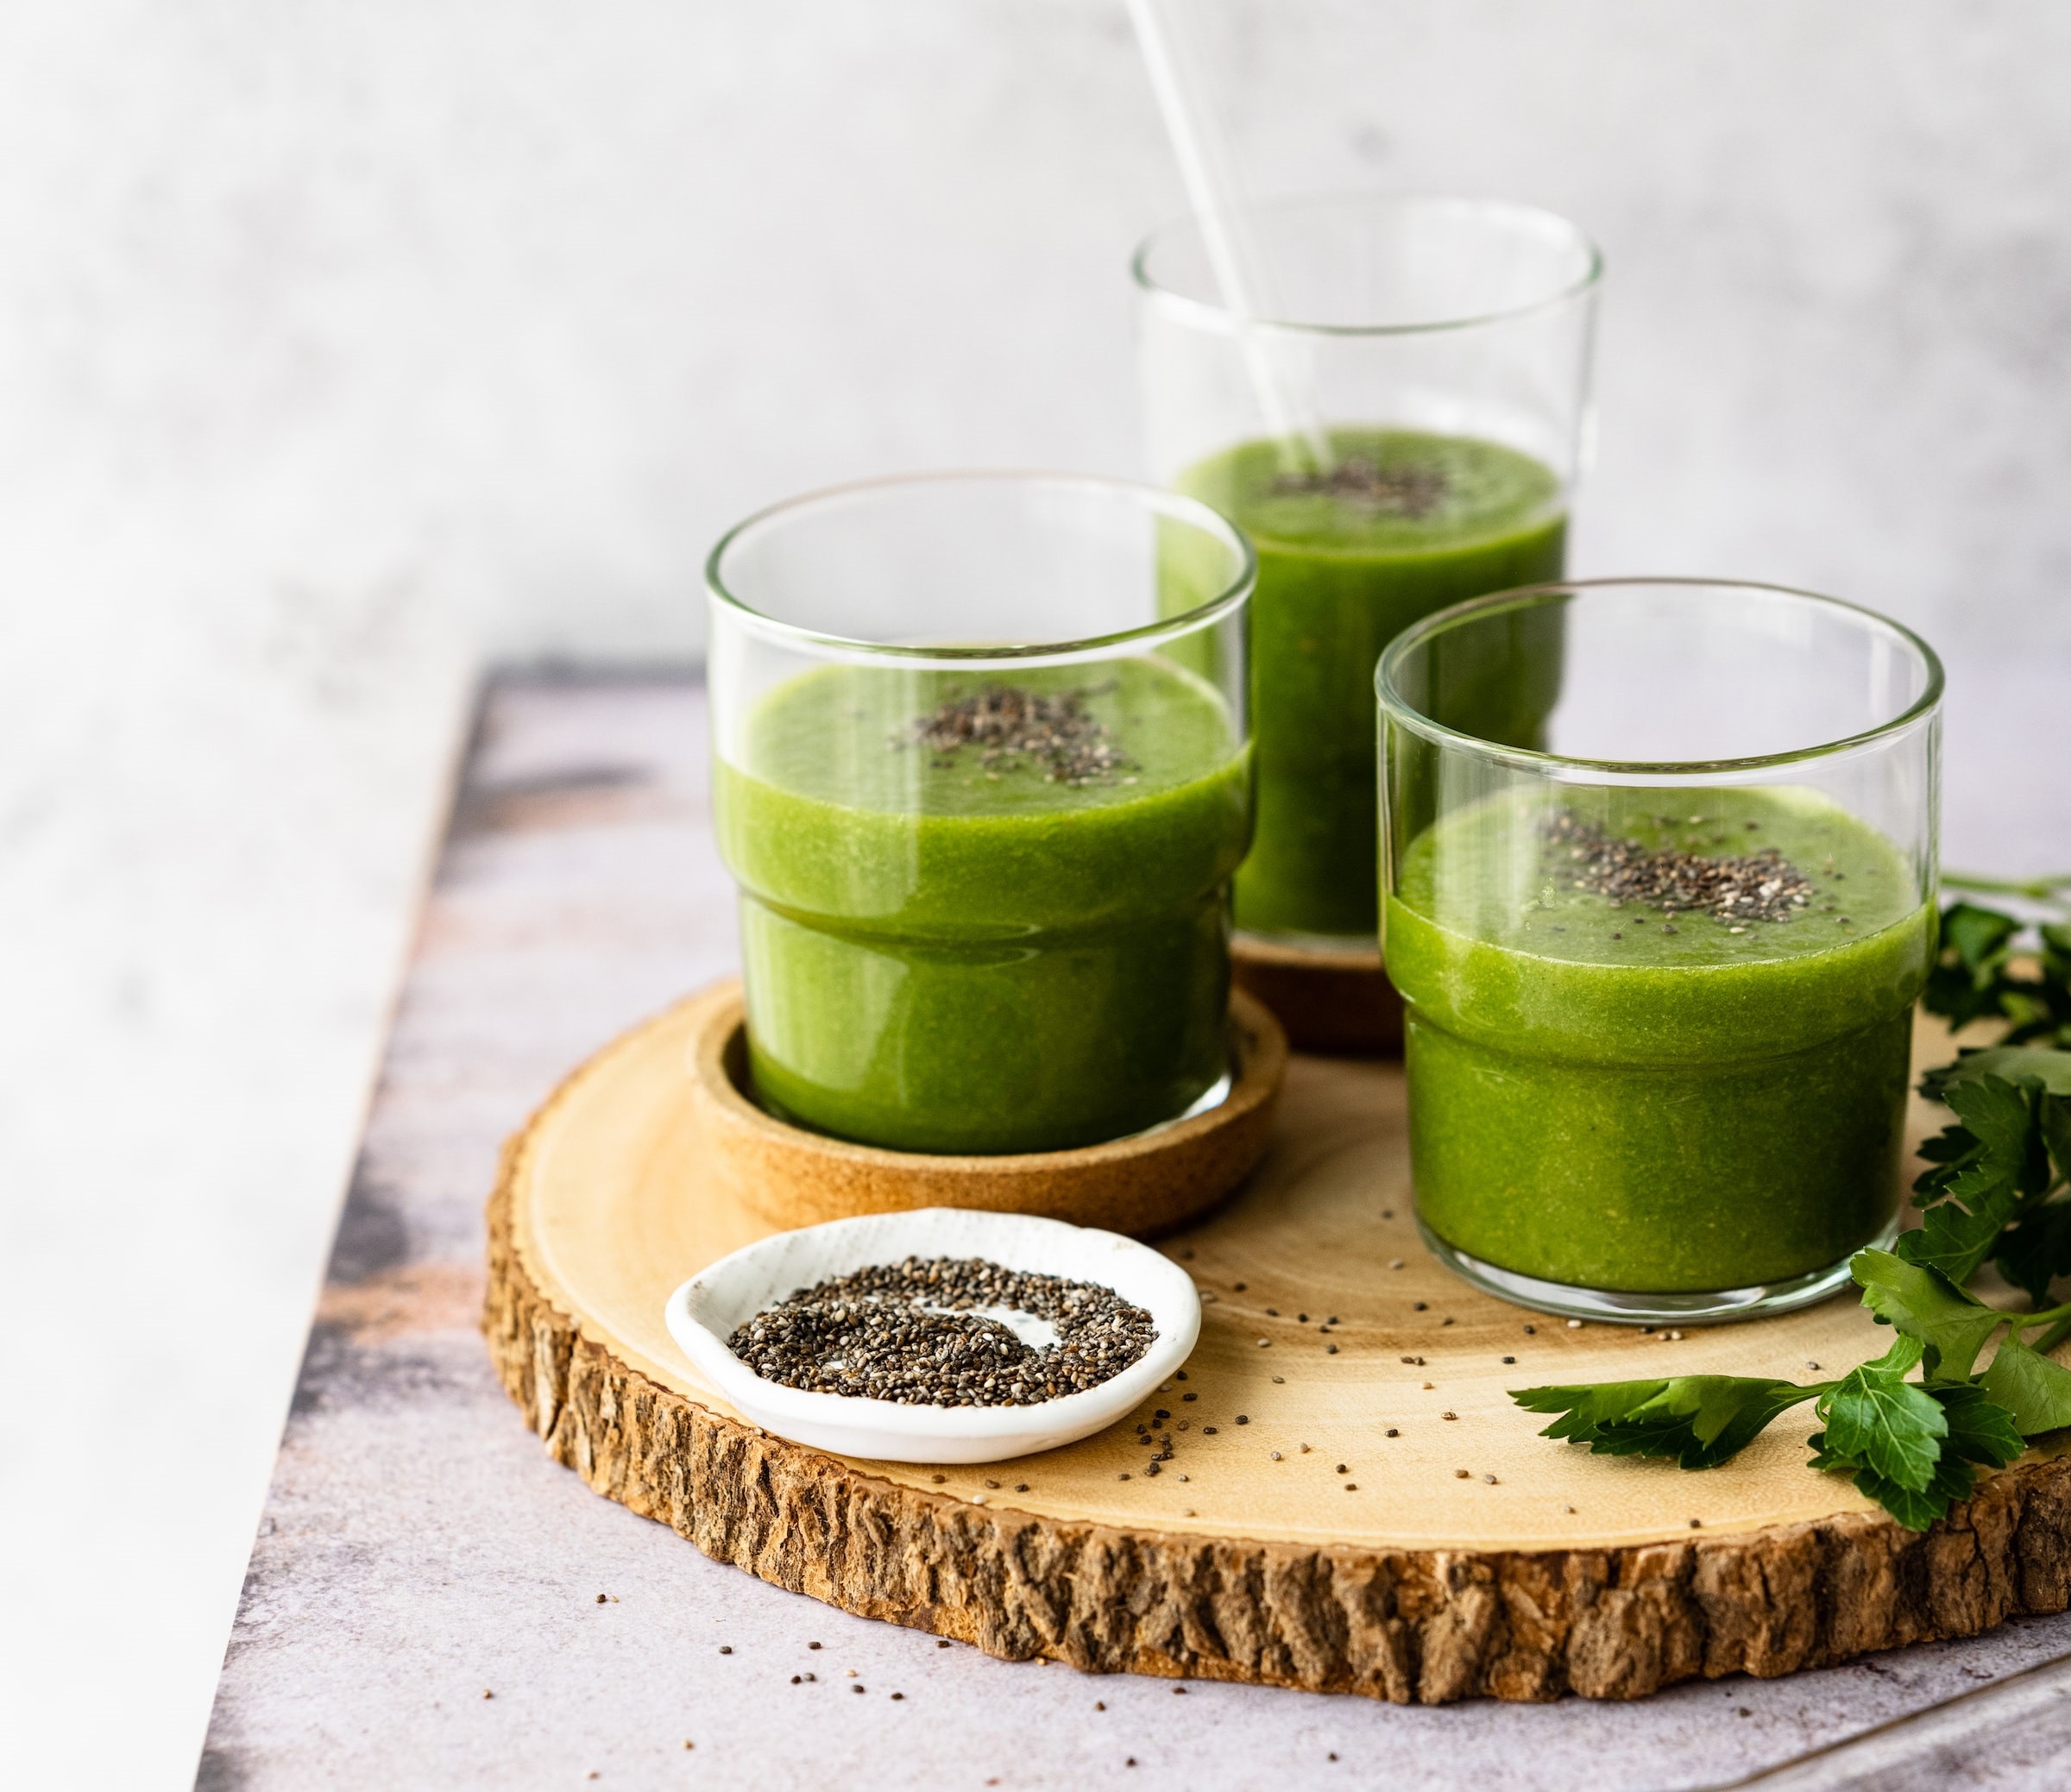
1126;0;1333;473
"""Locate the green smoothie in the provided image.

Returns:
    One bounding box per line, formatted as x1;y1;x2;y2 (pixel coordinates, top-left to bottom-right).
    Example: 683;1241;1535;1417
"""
1180;427;1566;940
1384;787;1934;1292
714;657;1250;1154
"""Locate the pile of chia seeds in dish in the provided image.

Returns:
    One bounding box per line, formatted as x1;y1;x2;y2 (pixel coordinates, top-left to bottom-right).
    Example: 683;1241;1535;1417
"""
1545;809;1815;924
1271;455;1450;519
901;683;1133;787
727;1255;1156;1406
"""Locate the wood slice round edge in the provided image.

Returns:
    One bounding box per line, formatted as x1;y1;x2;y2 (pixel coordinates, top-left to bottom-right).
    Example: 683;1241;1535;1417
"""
1232;935;1404;1058
482;997;2071;1705
691;982;1287;1237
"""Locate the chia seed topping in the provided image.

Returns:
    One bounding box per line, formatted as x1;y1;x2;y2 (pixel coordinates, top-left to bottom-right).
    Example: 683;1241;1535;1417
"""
1271;455;1450;518
727;1255;1156;1405
902;683;1131;786
1545;809;1815;924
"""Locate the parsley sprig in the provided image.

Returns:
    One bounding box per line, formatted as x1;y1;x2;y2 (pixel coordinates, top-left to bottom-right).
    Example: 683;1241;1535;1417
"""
1511;890;2071;1531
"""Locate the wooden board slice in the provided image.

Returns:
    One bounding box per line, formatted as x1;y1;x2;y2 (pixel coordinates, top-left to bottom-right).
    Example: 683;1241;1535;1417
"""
484;984;2071;1703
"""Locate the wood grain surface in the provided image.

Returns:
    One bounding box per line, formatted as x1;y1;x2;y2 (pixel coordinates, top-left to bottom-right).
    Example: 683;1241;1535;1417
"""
487;979;2071;1703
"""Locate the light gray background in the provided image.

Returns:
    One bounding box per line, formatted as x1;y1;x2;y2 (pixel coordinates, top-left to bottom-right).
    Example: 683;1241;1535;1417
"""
2;3;2068;1788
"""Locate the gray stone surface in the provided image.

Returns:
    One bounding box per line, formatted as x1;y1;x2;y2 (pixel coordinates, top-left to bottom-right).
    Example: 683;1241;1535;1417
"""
200;674;2071;1791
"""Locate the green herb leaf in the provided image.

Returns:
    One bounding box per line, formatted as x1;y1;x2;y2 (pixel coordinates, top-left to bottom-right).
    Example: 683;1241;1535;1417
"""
1816;1337;1945;1493
1948;1076;2055;1192
1846;1455;1980;1532
1850;1248;2008;1378
1930;1380;2027;1465
1923;898;2071;1046
1903;1075;2053;1285
1977;1338;2071;1436
1930;1048;2071;1098
1992;1201;2071;1309
1805;1378;2020;1531
1924;902;2023;1030
1509;1375;1821;1470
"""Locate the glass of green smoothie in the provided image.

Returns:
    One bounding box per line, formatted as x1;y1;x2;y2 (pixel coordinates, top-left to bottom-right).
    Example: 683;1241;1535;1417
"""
1379;579;1942;1323
1136;193;1601;958
707;473;1256;1157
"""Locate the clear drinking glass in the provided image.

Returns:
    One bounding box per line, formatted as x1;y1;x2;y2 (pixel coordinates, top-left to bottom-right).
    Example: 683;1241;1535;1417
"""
1378;579;1942;1323
708;472;1256;1157
1136;192;1602;950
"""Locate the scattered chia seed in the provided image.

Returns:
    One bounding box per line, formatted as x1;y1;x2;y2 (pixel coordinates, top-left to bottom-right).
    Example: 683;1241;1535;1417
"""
727;1256;1155;1406
902;683;1132;787
1270;455;1450;518
1545;808;1814;925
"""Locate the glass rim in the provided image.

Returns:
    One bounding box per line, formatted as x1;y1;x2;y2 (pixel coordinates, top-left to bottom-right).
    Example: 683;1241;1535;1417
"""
705;469;1257;666
1130;190;1604;339
1375;577;1947;776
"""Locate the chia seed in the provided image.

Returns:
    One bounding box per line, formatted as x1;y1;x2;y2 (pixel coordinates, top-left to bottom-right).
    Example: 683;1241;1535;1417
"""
901;683;1133;787
1270;455;1450;518
727;1256;1155;1406
1545;809;1814;925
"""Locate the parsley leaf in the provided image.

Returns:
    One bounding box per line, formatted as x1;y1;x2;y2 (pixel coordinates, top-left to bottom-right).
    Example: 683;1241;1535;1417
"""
1831;1453;1980;1533
1928;1047;2071;1100
1993;1201;2071;1310
1509;1375;1822;1470
1901;1075;2055;1285
1816;1337;1945;1492
1977;1338;2071;1437
1934;1380;2030;1464
1805;1366;2023;1531
1923;893;2071;1046
1850;1248;2007;1379
1924;901;2024;1030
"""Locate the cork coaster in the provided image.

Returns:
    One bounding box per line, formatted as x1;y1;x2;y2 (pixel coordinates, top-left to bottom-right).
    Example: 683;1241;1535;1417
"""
683;983;1287;1237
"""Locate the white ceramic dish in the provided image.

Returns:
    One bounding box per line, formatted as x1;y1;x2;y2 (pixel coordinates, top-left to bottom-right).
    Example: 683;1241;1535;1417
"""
662;1207;1201;1463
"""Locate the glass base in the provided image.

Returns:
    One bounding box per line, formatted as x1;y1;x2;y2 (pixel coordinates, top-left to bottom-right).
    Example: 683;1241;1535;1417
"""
743;1053;1236;1157
1416;1215;1898;1326
1123;1064;1234;1142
